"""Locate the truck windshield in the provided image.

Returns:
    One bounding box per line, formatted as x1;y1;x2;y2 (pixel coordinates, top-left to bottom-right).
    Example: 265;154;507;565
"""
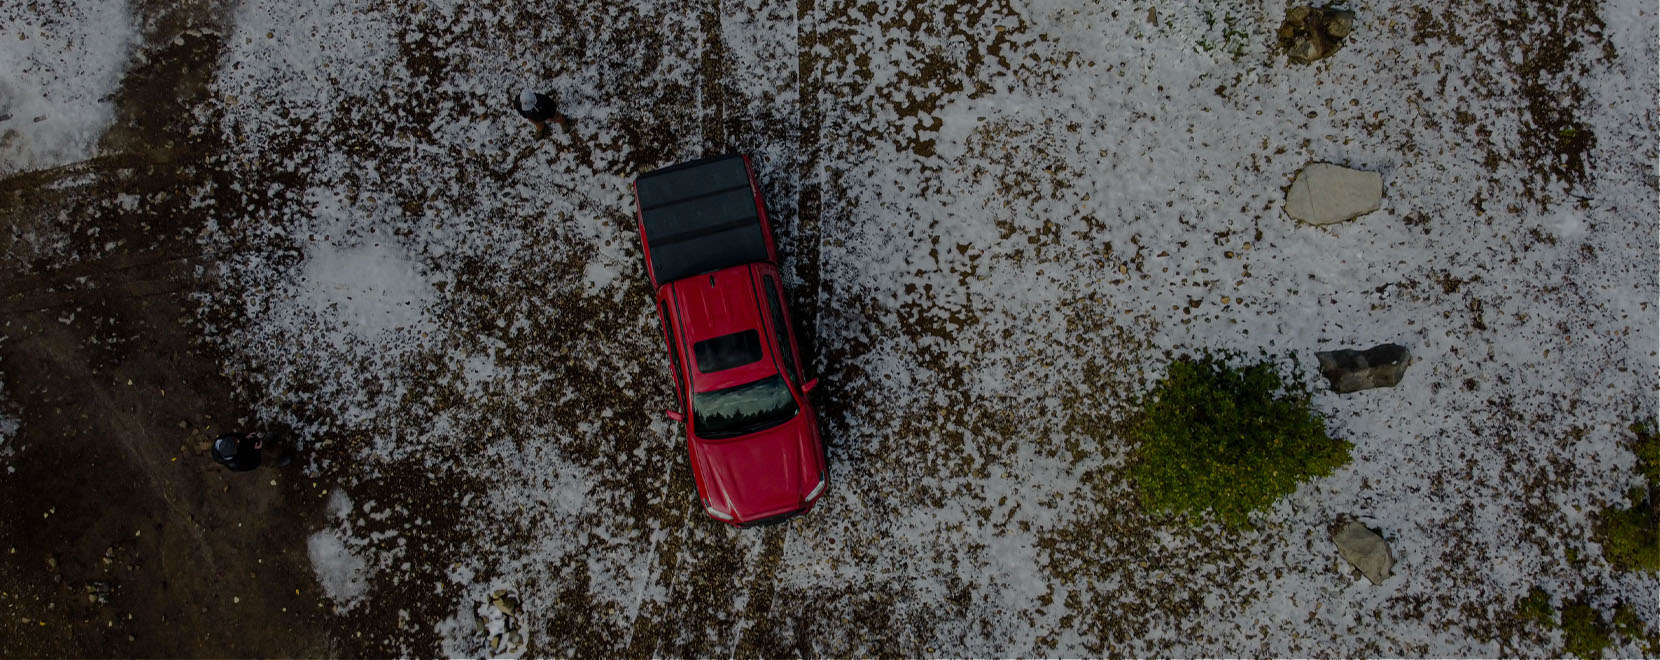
692;375;798;439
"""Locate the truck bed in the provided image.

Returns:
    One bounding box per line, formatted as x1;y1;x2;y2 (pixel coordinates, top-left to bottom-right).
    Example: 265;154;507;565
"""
634;155;772;287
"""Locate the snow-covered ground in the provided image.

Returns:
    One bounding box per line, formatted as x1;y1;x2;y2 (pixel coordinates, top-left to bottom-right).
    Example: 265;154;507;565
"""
179;0;1659;655
0;0;137;176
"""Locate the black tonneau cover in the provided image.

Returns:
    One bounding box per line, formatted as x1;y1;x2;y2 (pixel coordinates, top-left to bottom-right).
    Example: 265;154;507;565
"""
636;155;771;286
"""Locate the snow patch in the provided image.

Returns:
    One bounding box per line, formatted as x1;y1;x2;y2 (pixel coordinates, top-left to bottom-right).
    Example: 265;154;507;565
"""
0;0;137;175
326;489;353;520
299;234;437;346
307;528;369;612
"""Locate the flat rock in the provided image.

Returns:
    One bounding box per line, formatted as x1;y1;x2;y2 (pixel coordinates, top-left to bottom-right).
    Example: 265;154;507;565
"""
1317;344;1410;393
1285;163;1382;225
1331;520;1393;585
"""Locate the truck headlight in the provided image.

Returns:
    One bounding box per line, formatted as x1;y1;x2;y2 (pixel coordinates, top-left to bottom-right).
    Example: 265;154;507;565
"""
806;472;827;500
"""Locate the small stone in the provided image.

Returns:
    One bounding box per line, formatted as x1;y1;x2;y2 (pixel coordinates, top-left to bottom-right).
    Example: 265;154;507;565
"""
1295;38;1322;62
491;594;519;616
1327;12;1355;38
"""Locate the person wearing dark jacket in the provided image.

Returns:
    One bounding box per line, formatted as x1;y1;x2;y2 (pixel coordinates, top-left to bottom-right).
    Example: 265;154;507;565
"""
210;431;293;471
514;89;570;137
210;432;263;471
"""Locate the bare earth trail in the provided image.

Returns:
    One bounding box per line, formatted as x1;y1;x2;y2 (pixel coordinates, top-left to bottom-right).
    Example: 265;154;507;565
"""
0;1;331;656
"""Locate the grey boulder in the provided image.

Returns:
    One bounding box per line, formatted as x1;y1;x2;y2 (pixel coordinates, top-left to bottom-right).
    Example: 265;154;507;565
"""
1331;520;1393;585
1316;343;1410;394
1284;163;1383;225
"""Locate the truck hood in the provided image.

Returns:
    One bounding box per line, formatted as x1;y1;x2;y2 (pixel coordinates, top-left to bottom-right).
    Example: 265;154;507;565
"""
691;413;822;521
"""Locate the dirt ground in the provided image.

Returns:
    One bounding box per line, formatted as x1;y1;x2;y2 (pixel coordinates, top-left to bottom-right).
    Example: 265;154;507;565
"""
0;2;334;656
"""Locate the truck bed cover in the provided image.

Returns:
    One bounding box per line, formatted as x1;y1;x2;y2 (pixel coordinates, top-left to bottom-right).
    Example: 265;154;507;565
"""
635;155;772;286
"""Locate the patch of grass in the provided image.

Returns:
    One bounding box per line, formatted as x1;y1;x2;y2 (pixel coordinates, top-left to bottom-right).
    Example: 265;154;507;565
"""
1128;352;1351;528
1516;588;1656;657
1594;421;1659;572
1559;598;1613;659
1613;603;1660;654
1515;586;1554;626
1194;10;1249;60
1630;421;1660;485
1595;490;1659;572
1494;0;1609;199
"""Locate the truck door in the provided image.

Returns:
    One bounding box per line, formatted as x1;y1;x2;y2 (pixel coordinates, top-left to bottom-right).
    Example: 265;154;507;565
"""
760;274;804;385
657;300;688;411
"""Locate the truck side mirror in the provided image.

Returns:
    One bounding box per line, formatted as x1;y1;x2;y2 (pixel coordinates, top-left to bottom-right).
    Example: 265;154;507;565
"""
666;410;685;422
802;378;819;393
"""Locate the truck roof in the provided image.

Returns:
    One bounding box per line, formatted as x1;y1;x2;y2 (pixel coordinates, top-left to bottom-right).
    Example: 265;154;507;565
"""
667;263;781;393
633;155;773;287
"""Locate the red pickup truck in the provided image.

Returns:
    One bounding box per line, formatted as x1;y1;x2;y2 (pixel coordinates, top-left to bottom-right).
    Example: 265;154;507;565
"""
632;154;828;527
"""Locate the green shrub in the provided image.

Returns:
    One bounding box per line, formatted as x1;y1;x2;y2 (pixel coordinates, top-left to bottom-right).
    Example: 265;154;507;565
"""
1128;352;1351;528
1560;599;1613;659
1595;490;1659;572
1516;586;1555;626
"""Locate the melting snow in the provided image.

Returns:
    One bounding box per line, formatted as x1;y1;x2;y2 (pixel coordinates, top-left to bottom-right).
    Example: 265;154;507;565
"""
193;0;1659;655
0;0;137;175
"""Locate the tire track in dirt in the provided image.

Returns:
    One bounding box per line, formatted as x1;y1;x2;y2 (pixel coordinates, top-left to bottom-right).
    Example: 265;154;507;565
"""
610;6;819;655
729;527;790;656
793;0;827;375
600;5;759;655
0;0;333;656
698;0;730;152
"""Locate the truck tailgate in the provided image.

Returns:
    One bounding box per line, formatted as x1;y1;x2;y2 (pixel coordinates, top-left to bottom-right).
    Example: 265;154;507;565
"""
634;155;772;286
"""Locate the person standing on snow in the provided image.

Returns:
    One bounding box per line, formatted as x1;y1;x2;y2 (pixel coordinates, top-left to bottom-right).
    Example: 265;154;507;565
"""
513;89;571;138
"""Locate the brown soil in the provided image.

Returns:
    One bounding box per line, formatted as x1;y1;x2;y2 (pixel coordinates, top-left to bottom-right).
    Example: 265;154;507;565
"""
0;1;333;657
